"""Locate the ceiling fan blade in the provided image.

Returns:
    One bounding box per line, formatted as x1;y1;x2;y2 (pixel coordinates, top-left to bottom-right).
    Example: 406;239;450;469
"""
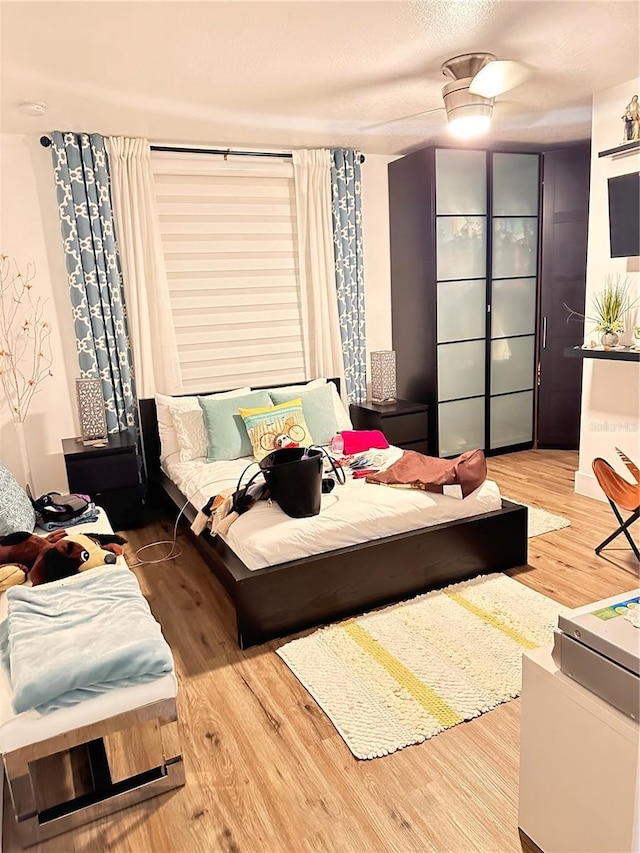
468;60;530;98
361;107;444;132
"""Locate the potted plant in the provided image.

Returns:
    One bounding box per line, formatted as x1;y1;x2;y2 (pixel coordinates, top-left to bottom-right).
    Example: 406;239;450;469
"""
566;275;638;349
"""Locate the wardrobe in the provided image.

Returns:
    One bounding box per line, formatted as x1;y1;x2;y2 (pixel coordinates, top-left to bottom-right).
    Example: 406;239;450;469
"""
388;143;589;457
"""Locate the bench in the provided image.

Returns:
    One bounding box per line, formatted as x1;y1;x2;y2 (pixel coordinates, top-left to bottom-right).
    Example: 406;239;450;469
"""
0;510;184;847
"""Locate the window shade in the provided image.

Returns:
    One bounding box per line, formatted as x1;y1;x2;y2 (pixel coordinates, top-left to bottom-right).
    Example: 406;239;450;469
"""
151;153;305;393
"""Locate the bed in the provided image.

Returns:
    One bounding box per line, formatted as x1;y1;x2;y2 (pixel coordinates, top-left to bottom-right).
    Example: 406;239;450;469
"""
139;380;528;648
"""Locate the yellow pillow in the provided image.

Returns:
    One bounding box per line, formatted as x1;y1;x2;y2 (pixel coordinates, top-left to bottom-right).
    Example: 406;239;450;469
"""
238;398;314;462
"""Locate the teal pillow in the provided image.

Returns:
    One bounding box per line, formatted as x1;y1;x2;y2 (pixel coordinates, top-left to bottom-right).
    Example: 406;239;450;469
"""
269;383;339;446
199;390;272;460
0;463;36;535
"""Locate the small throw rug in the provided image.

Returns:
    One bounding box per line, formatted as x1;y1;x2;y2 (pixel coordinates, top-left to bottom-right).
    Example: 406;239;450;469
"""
507;500;571;538
277;573;563;759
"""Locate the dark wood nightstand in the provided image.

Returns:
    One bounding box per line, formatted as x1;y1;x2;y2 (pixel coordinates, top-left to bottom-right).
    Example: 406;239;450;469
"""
62;430;144;530
349;400;429;454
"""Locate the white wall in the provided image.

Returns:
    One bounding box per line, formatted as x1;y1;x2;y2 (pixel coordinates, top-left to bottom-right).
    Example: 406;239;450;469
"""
575;79;640;500
0;133;78;494
360;153;396;394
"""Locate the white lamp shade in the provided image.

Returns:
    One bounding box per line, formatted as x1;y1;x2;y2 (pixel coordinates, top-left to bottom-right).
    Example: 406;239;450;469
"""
370;351;397;402
76;378;108;442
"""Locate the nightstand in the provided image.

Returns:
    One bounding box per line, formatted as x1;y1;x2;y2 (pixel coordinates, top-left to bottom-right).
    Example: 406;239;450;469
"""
62;430;144;530
349;400;429;454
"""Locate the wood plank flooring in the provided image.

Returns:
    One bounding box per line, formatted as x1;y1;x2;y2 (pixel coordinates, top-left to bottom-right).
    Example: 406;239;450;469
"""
4;450;637;853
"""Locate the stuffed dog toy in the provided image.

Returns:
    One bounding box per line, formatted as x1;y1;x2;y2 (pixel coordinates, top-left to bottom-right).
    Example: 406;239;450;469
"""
0;530;127;591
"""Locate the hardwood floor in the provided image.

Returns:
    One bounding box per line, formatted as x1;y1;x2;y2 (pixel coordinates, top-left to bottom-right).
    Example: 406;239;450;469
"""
4;450;637;853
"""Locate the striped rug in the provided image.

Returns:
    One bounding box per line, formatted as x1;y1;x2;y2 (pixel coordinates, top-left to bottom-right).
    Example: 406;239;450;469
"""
277;573;563;759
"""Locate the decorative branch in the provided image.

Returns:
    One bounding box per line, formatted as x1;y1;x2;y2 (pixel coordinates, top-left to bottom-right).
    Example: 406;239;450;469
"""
0;255;53;423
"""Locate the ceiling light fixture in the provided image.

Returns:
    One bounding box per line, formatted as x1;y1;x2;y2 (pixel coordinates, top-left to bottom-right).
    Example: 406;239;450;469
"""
447;111;492;138
441;54;495;138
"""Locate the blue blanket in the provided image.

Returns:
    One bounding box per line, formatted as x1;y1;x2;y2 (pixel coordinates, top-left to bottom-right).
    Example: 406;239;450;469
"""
0;568;174;714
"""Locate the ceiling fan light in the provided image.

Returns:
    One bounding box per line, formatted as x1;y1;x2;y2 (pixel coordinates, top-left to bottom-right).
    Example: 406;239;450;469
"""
448;113;492;138
442;77;494;138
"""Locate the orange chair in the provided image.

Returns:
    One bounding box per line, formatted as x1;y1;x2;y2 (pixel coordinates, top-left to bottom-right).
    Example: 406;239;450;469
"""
592;455;640;561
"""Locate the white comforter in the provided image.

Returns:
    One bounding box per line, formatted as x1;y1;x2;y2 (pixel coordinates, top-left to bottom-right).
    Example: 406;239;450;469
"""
164;449;502;571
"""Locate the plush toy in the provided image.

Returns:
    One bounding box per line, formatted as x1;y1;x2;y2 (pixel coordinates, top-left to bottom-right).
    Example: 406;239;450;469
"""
0;530;127;592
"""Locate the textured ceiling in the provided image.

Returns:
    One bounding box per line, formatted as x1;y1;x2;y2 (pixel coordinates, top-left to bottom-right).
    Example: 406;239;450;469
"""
1;0;639;154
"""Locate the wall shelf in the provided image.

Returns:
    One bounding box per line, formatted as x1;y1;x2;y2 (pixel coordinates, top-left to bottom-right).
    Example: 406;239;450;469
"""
598;140;640;158
564;346;640;362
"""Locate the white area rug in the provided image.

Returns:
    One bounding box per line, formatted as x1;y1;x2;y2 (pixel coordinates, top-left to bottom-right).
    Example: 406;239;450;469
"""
277;573;563;760
509;501;571;538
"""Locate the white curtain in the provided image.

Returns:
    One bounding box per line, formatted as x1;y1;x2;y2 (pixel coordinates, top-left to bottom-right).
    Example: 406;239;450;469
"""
292;149;346;388
106;137;183;396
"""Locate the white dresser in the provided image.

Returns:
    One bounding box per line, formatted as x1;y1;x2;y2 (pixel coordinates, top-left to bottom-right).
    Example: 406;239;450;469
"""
519;644;639;853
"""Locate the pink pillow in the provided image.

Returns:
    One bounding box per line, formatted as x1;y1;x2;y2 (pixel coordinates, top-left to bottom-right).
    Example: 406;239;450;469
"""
341;429;389;455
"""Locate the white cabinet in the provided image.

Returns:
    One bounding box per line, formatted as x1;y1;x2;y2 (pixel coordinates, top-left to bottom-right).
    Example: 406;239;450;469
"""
519;645;639;853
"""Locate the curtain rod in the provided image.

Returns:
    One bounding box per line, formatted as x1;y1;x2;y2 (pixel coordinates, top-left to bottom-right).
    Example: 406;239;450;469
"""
151;144;292;159
151;145;365;162
40;136;365;162
39;136;290;158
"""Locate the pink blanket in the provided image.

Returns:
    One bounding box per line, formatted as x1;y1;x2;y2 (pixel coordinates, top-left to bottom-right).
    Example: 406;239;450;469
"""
340;430;389;455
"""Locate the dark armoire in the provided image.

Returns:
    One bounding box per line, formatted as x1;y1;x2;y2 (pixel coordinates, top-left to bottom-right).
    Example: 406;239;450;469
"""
388;144;589;457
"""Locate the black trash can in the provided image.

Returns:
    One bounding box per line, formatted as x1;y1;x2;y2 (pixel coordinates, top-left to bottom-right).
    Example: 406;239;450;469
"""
259;447;323;518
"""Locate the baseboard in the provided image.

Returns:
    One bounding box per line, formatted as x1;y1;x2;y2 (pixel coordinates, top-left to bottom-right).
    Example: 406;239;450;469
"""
574;471;606;503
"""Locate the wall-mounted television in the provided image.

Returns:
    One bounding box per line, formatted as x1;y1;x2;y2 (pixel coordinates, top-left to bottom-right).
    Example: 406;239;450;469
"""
608;172;640;258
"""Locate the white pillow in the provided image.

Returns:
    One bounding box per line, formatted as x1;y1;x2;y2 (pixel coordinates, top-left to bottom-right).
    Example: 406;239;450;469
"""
155;388;250;465
329;383;353;431
172;402;208;462
155;393;182;465
264;377;327;396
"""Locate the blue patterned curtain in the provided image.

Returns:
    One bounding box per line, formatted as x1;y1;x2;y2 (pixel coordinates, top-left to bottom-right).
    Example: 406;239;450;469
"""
330;150;366;403
51;131;137;433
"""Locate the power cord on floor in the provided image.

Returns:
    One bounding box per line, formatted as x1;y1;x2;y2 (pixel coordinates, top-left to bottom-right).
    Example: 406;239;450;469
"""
127;498;187;567
128;476;242;567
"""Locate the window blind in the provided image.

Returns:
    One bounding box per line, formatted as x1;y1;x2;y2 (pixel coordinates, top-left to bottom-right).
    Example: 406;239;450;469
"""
151;153;305;393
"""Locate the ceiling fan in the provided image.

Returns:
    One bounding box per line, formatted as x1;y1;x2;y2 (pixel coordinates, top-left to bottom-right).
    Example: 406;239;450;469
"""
364;52;530;136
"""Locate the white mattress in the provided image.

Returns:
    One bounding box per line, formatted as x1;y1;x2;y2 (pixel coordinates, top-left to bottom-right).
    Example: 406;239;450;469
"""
163;451;502;571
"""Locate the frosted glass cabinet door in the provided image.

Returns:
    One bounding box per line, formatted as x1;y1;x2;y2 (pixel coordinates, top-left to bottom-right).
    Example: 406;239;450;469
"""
492;218;538;279
438;340;486;402
439;398;485;457
491;278;537;338
437;217;486;281
436;149;486;215
437;279;486;343
491;336;535;395
492;153;539;216
490;391;534;448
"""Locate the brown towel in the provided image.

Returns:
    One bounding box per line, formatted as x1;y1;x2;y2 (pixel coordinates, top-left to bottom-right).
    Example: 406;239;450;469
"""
365;449;487;498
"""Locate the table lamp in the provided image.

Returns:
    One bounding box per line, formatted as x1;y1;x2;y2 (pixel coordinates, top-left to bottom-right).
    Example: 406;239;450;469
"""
370;351;397;403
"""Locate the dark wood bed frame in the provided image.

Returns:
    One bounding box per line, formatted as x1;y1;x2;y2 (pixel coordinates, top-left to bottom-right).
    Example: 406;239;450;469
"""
139;380;528;648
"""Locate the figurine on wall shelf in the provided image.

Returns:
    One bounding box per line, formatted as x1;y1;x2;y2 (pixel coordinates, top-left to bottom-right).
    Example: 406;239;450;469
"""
621;94;639;142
